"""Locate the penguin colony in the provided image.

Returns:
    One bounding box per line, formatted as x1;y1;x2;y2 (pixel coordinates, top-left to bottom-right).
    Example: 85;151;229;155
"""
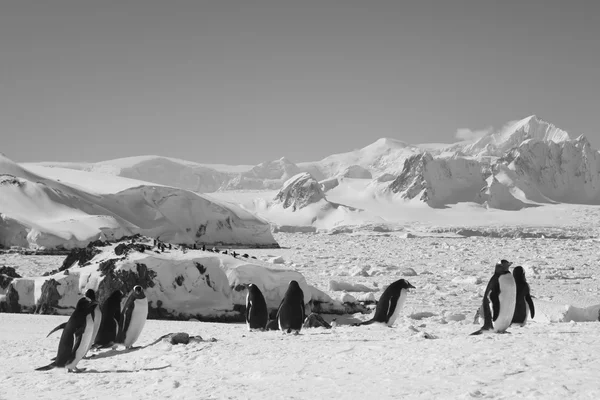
34;256;534;373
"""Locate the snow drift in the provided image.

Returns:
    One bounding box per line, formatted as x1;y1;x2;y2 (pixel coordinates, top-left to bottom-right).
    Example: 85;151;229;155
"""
0;154;277;249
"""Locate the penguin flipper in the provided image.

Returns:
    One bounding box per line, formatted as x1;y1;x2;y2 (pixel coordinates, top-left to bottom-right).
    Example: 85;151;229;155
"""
35;362;56;371
386;293;400;321
490;282;500;321
46;323;67;338
526;294;535;319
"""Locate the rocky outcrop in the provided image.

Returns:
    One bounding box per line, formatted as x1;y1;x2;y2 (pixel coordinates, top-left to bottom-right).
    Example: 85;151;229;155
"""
273;172;326;211
0;236;345;321
0;266;21;290
386;153;487;208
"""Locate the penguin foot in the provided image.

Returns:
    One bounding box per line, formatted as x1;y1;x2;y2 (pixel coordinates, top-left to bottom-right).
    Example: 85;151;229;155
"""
67;367;86;373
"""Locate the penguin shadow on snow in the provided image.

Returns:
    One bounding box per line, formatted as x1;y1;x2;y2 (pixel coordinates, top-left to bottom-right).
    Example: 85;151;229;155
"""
76;364;171;374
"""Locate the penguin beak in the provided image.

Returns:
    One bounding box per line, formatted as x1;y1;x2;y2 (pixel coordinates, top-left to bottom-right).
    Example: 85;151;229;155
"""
407;283;416;289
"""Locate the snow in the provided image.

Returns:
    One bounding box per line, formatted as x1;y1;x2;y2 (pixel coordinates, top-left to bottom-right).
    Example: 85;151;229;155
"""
2;231;600;398
1;155;277;249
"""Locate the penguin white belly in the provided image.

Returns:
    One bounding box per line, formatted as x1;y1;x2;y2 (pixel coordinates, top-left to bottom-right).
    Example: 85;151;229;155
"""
88;307;102;351
386;290;408;327
493;274;516;333
123;298;148;347
66;314;95;370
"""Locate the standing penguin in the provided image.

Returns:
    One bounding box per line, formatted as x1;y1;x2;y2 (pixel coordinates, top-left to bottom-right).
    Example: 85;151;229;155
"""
471;260;517;335
36;297;98;372
93;289;123;348
276;280;305;334
356;279;415;327
246;283;269;331
117;285;148;349
511;266;535;326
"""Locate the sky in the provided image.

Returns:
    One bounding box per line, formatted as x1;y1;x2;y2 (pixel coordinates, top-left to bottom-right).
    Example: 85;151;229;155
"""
1;0;599;165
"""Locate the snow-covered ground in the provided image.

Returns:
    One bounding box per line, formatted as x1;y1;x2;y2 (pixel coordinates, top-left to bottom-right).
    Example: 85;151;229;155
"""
2;232;600;399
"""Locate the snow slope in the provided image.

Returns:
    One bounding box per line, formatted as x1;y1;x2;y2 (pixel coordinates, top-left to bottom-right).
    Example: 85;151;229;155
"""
1;154;277;249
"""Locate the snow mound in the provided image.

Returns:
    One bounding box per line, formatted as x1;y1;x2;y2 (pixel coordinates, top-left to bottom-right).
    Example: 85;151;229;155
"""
0;155;277;249
0;237;336;319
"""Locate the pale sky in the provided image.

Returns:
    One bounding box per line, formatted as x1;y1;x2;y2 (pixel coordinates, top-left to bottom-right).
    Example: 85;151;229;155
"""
1;0;599;164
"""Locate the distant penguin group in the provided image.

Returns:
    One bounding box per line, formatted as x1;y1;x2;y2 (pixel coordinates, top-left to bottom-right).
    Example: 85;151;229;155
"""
471;260;535;335
37;285;149;372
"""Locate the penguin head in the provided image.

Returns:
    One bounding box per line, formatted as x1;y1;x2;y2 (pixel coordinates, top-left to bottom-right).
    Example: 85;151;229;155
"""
84;289;96;301
512;266;526;281
399;279;416;290
288;280;301;291
132;285;146;299
495;260;513;274
75;296;98;312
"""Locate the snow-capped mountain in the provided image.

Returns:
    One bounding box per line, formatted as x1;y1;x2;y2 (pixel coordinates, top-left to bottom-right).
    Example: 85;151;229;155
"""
0;154;277;249
17;114;600;217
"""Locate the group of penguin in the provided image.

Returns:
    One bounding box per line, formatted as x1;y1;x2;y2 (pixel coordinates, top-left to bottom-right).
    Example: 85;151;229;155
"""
471;259;535;335
35;259;534;373
35;285;149;373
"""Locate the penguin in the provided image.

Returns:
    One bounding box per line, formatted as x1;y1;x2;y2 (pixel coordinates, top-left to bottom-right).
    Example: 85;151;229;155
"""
356;279;415;327
83;290;102;350
93;289;123;348
45;289;100;340
117;285;148;348
471;260;517;335
36;297;98;372
511;266;535;326
276;280;305;334
246;284;269;331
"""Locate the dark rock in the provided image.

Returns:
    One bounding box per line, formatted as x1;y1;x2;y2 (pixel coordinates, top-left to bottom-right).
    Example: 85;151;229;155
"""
0;266;21;290
115;242;150;256
60;247;102;271
98;259;119;276
169;332;190;345
0;266;21;278
303;313;332;329
35;279;61;314
174;275;184;286
3;284;21;313
96;262;157;306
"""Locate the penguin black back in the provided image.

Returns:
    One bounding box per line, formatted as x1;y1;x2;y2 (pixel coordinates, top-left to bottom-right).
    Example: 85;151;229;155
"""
94;289;123;347
512;266;535;325
357;279;415;326
246;284;269;331
276;280;305;334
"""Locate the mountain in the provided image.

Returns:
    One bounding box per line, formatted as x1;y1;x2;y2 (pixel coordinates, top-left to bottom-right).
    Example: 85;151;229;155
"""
379;116;600;209
0;154;277;249
19;114;600;214
27;156;252;193
223;157;302;190
298;137;422;180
